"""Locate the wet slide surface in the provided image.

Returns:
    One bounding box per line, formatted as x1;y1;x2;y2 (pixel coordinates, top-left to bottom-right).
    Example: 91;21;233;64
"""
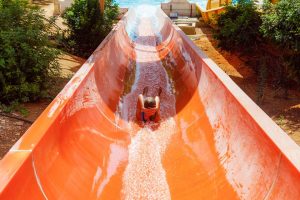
1;6;300;200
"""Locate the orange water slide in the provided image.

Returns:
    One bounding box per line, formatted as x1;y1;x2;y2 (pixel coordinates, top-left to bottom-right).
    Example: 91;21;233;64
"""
1;6;300;200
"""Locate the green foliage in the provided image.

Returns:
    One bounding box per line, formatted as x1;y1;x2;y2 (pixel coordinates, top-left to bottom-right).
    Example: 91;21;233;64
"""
260;0;300;80
62;0;119;57
0;0;60;105
261;0;300;53
0;101;29;117
215;0;262;50
0;101;20;113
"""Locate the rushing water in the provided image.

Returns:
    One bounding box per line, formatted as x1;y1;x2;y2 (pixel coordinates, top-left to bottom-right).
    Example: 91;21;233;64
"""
118;6;177;198
115;0;208;9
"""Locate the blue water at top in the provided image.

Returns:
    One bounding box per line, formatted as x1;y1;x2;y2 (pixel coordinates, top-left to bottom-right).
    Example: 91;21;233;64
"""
115;0;207;9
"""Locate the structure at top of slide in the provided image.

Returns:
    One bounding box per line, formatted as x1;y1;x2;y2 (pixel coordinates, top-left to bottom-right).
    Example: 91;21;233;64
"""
0;5;300;200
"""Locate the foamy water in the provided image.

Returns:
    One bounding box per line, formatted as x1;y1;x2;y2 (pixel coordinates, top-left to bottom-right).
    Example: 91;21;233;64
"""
122;119;176;199
120;6;177;199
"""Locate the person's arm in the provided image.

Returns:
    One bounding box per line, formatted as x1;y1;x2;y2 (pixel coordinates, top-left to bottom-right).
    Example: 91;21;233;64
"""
136;94;144;121
154;87;162;122
154;96;160;122
156;87;162;110
158;87;162;97
143;87;148;96
137;87;149;120
155;96;160;109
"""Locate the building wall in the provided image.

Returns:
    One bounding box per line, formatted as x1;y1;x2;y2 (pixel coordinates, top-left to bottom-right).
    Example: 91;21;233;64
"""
161;0;198;17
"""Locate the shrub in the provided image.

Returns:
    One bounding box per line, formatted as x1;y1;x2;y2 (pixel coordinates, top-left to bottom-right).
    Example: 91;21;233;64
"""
0;0;60;104
260;0;300;81
215;0;262;51
261;0;300;53
62;0;119;57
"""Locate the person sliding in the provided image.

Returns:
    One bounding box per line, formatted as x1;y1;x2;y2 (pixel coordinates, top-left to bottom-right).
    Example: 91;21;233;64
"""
136;87;162;123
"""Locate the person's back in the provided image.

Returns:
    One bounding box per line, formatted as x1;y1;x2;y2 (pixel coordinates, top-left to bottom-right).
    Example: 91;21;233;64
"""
136;87;161;123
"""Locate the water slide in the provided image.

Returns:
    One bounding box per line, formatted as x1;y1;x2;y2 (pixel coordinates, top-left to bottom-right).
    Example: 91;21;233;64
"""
1;6;300;200
196;0;231;24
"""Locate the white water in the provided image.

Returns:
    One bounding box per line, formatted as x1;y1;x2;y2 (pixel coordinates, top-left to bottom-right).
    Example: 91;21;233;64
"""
120;6;177;200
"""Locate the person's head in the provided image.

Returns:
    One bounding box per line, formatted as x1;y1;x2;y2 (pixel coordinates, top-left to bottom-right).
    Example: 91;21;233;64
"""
144;97;156;109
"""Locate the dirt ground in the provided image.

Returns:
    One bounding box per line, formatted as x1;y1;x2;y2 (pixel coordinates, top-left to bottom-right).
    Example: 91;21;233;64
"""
193;21;300;144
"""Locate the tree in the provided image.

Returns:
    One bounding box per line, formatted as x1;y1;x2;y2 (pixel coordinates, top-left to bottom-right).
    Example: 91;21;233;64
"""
261;0;300;81
62;0;119;57
0;0;60;104
215;0;262;51
261;0;300;53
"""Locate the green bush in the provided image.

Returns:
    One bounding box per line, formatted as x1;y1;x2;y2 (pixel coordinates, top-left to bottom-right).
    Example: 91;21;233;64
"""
260;0;300;81
261;0;300;53
0;0;60;104
62;0;119;57
215;0;262;50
